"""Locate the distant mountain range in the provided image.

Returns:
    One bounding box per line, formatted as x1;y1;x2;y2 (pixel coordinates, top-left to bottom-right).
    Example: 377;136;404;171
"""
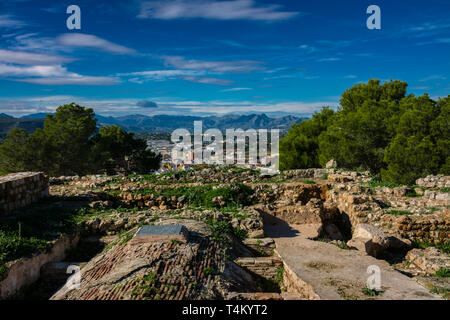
0;113;306;137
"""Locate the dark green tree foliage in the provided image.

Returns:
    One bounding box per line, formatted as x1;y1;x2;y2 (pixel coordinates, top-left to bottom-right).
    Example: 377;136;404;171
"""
279;107;334;170
0;128;30;173
41;104;97;175
382;95;449;184
318;80;407;172
0;103;161;176
281;80;449;184
91;125;162;175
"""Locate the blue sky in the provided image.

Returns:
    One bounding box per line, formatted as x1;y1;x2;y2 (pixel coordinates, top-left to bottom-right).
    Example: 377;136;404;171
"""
0;0;449;117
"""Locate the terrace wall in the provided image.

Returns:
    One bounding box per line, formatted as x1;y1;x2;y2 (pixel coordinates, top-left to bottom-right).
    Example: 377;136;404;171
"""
0;172;48;215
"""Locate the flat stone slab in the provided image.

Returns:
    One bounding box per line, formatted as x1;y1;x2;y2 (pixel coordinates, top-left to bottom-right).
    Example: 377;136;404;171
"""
130;225;189;244
264;222;441;300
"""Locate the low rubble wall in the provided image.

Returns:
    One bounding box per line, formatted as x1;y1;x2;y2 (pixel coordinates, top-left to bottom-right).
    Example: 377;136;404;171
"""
0;172;48;215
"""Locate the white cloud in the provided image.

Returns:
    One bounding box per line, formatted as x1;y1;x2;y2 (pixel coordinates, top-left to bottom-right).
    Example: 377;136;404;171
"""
299;44;317;54
317;57;341;62
119;55;263;86
18;76;119;85
411;86;431;90
0;62;119;86
120;69;233;86
221;87;252;92
417;37;450;46
138;0;299;21
0;15;25;28
0;49;72;65
182;76;233;86
0;64;68;77
161;55;265;73
56;33;136;54
0;95;337;118
419;75;446;82
119;69;202;81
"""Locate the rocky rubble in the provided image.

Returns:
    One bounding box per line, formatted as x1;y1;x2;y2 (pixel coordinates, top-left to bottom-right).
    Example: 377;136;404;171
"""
416;175;450;189
405;247;450;275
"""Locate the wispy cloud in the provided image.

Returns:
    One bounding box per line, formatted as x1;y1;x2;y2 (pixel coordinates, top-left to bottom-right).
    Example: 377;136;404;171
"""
299;44;317;54
10;33;136;55
18;76;119;85
182;76;233;86
120;55;264;86
317;57;341;62
417;37;450;46
221;87;252;92
0;64;69;77
0;49;72;65
411;86;431;90
0;14;25;28
119;69;202;81
138;0;300;21
56;33;136;55
408;21;450;38
315;40;353;49
120;70;232;86
161;55;265;73
0;50;119;86
419;75;446;82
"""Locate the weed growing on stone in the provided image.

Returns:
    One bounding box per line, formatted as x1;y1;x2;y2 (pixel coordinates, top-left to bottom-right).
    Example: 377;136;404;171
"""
429;286;449;299
405;191;421;198
362;286;383;297
434;268;449;278
275;265;284;285
412;240;450;255
388;210;413;216
203;267;215;276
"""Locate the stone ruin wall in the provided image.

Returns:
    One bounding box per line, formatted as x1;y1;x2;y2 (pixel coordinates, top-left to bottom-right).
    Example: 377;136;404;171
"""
0;172;49;215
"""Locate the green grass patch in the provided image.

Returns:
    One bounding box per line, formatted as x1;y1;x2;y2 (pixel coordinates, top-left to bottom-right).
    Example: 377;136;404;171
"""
412;241;450;255
430;286;449;299
302;180;316;184
362;286;383;297
405;191;421;198
367;175;401;189
275;265;284;285
387;210;413;216
203;267;216;276
159;183;255;209
434;268;450;278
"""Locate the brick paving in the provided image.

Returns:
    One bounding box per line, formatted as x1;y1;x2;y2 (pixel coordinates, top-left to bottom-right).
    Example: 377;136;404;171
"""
64;234;226;300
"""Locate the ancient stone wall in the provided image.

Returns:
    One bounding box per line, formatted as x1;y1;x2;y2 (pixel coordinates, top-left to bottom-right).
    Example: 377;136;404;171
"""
284;168;328;180
281;261;320;300
0;172;48;215
242;238;275;256
416;175;450;189
0;234;80;298
234;256;283;281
